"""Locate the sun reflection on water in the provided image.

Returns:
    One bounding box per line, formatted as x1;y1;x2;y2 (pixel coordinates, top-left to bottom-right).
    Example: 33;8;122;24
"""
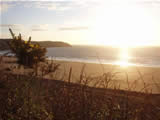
115;48;131;67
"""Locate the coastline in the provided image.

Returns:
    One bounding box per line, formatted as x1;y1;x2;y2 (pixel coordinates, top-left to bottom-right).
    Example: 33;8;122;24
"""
2;48;160;68
1;56;160;94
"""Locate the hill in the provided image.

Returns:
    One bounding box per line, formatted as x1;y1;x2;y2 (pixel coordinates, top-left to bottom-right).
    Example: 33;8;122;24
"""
0;39;71;51
0;39;10;51
32;41;72;48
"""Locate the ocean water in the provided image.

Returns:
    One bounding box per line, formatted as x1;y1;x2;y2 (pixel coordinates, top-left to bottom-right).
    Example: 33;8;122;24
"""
46;45;160;67
1;45;160;67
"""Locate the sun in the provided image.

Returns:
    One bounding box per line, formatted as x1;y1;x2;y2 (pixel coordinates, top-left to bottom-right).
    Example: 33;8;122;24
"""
90;2;156;47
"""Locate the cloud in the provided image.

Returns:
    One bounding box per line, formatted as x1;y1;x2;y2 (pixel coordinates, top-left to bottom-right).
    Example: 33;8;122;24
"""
0;2;15;13
138;0;160;5
34;1;69;11
31;24;48;31
0;24;21;27
0;24;23;30
31;28;48;31
0;0;90;12
59;26;88;31
0;3;9;12
0;24;49;31
1;0;160;14
27;1;87;11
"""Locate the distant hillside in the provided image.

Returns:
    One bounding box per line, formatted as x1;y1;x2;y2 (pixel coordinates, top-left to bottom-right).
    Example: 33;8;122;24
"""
0;39;71;51
32;41;72;48
0;39;10;51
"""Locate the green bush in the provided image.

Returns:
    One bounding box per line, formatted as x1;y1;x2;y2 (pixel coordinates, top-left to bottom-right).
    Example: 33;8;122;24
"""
8;28;46;67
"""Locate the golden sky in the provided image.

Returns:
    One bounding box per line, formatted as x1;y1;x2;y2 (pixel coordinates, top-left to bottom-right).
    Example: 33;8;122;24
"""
1;0;160;47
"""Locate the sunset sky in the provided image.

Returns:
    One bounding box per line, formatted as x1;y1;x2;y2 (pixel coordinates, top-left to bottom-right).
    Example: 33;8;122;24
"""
1;0;160;46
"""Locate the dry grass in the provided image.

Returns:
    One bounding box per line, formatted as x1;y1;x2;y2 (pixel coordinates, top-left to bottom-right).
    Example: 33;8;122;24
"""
0;56;160;120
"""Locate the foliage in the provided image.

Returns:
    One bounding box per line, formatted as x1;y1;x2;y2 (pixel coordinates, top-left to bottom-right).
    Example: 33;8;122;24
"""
8;28;46;66
0;73;53;120
0;56;160;120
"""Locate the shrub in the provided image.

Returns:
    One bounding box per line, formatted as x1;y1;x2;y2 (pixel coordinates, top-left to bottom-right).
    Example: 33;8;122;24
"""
8;28;46;67
1;74;53;120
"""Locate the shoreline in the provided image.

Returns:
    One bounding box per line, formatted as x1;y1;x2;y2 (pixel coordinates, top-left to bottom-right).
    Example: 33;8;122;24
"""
1;49;160;68
47;57;160;68
34;58;160;94
1;56;160;94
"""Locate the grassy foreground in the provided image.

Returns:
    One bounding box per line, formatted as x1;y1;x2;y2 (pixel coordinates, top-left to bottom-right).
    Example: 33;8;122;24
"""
0;56;160;120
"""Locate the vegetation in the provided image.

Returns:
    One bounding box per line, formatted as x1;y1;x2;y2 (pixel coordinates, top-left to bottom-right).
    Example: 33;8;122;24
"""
32;41;71;48
0;56;159;120
0;39;71;51
8;28;46;66
0;29;159;120
0;39;10;51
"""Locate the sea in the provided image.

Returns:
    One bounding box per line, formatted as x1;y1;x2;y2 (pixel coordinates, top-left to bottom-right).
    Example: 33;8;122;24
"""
46;45;160;67
1;45;160;67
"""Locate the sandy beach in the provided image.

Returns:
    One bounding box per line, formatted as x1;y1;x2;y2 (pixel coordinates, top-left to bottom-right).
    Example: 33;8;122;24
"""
1;56;160;120
1;56;160;94
55;60;160;93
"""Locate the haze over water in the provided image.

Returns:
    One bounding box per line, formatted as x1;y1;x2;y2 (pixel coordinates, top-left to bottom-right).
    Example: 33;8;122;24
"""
47;45;160;67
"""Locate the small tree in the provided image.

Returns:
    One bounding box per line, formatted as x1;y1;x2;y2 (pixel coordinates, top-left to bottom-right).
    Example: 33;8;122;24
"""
8;28;46;67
